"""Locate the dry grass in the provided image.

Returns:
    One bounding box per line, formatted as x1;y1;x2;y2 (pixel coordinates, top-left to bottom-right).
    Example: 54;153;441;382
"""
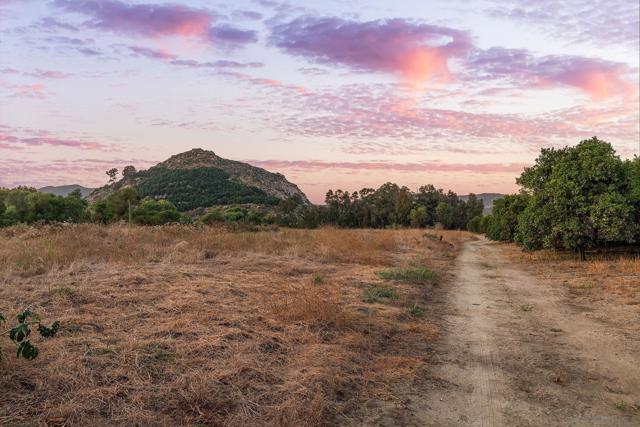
505;245;640;304
0;225;469;426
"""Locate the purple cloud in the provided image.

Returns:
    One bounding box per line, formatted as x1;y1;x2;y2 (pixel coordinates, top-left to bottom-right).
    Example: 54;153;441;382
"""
127;46;264;69
0;133;113;151
468;47;637;99
269;17;471;84
486;0;639;48
55;0;257;49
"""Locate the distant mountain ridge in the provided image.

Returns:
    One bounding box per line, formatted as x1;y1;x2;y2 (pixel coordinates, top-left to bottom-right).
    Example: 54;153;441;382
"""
87;148;310;210
460;193;504;214
38;185;95;198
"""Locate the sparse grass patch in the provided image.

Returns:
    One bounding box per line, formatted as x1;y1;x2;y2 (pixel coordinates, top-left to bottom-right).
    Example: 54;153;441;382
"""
312;273;324;284
49;285;75;298
614;400;627;411
409;303;425;318
377;266;438;284
520;304;534;312
364;286;399;303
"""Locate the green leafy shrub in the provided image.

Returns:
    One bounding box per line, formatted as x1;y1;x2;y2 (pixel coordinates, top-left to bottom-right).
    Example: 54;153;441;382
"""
0;309;60;361
133;200;181;225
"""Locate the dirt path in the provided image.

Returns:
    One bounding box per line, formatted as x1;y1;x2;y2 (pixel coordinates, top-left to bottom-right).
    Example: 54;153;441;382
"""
412;237;640;427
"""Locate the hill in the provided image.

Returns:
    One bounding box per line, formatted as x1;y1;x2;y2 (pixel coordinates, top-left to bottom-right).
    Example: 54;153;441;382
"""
38;184;95;198
87;148;310;210
460;193;504;214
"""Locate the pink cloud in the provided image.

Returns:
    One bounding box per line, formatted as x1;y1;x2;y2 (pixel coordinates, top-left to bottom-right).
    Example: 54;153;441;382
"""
469;48;637;99
486;0;639;48
246;159;527;174
55;0;257;49
0;132;114;151
269;17;471;85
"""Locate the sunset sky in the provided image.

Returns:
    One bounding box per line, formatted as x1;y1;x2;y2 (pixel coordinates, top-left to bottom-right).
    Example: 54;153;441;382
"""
1;0;638;203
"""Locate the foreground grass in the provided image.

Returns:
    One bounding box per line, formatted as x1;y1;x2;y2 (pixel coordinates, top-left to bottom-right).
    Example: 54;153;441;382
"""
377;266;438;284
0;225;469;427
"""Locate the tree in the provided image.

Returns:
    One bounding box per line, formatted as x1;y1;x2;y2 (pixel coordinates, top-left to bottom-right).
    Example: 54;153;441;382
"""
515;137;637;259
133;199;181;225
122;165;137;179
467;216;482;233
106;168;119;184
485;194;529;241
410;206;429;228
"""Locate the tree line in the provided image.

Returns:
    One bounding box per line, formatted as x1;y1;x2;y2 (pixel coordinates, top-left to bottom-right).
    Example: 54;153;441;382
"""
0;181;483;230
478;138;639;259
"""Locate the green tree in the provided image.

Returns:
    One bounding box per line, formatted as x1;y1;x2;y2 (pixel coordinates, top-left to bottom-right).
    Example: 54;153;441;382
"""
486;194;529;241
132;199;181;225
515;137;637;259
106;168;119;184
122;165;137;179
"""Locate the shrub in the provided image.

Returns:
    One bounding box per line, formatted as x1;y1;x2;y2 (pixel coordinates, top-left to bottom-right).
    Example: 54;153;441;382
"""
0;309;60;361
133;200;181;225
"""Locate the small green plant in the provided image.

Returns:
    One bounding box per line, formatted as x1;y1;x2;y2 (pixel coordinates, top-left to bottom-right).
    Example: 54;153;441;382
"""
409;304;424;317
312;274;324;285
50;286;75;298
364;286;399;303
0;309;60;361
520;304;534;312
377;267;438;284
614;400;626;411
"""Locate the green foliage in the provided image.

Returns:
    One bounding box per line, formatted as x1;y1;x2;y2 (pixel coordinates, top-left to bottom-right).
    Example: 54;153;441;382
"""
323;183;481;230
485;137;639;259
364;286;399;303
1;308;60;361
91;187;139;223
135;167;279;211
377;267;438;284
132;199;181;225
467;215;483;233
0;187;88;226
484;194;530;241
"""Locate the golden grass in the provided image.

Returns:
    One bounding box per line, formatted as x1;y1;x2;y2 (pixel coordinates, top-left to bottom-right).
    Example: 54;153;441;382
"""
0;225;469;426
506;246;640;303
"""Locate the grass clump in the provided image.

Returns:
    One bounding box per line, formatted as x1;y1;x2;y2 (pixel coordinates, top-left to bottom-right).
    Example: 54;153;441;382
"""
377;267;438;284
49;286;75;298
312;274;324;284
409;304;425;318
364;286;399;303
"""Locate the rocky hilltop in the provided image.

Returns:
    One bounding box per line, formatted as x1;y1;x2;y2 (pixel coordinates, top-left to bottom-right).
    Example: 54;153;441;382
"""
88;148;310;210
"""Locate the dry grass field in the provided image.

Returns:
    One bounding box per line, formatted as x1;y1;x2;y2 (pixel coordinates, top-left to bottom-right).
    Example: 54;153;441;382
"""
504;244;640;341
506;246;640;304
0;225;469;427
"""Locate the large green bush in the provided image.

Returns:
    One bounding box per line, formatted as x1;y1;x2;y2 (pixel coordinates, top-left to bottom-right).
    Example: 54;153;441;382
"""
485;137;639;259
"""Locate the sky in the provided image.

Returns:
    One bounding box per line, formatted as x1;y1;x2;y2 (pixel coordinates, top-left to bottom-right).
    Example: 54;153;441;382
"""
1;0;638;203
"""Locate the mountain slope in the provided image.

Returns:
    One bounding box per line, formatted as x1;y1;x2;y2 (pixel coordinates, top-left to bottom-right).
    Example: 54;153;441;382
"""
87;149;310;210
38;185;95;198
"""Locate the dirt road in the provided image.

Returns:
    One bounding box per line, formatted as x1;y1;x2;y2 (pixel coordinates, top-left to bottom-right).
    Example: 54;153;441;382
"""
412;238;640;427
